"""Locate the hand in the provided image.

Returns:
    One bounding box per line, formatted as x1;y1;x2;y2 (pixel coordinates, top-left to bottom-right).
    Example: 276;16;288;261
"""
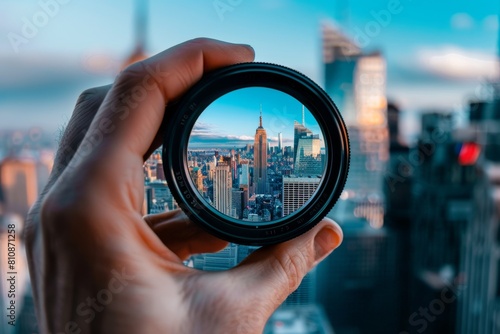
25;38;343;334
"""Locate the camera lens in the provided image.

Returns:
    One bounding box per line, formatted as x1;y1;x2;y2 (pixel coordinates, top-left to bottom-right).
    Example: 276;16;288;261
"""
163;63;349;245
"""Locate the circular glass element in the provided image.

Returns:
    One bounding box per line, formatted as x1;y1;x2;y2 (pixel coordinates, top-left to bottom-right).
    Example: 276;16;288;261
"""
162;63;349;245
187;87;326;225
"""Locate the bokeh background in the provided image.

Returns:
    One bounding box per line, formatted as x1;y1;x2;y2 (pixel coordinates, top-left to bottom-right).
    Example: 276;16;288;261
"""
1;1;499;333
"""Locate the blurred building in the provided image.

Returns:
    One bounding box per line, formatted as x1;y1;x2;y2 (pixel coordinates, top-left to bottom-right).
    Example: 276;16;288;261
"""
457;98;500;334
383;102;414;330
322;23;388;228
192;243;239;271
316;219;400;333
0;158;38;218
122;0;148;68
144;181;178;214
408;112;478;334
282;269;317;307
263;305;335;334
0;214;33;334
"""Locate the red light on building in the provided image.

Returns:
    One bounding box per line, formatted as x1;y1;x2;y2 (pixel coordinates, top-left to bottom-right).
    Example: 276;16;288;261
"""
458;142;481;165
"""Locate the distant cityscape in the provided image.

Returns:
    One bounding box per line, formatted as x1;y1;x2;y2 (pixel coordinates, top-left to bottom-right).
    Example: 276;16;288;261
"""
184;108;325;223
144;110;326;223
0;6;499;334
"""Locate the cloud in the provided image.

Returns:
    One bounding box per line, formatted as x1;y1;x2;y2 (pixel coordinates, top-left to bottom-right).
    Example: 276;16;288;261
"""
189;124;296;148
451;13;474;30
483;15;499;31
190;123;254;148
415;46;499;81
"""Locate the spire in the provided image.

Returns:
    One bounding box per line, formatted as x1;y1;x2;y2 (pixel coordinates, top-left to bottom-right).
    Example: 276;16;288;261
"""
302;105;305;126
259;104;263;128
135;0;148;52
122;0;148;68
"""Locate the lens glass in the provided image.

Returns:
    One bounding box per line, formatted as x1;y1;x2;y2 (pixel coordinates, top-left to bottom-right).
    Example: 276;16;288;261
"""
187;87;326;225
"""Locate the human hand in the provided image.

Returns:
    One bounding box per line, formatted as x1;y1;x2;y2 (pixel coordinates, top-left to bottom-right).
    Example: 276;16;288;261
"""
25;38;343;334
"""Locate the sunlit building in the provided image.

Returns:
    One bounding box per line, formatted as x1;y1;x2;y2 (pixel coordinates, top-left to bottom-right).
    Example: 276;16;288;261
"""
322;23;388;227
122;0;148;68
189;166;204;194
0;157;39;218
254;110;268;194
213;162;232;216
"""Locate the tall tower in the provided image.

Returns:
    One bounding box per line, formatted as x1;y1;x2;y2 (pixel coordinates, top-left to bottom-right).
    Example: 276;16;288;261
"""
254;107;268;194
323;23;388;227
0;157;39;218
213;163;232;216
122;0;149;68
293;121;313;165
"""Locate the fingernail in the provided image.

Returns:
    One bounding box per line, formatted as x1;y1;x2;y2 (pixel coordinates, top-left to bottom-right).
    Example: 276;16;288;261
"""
240;43;253;49
314;227;338;261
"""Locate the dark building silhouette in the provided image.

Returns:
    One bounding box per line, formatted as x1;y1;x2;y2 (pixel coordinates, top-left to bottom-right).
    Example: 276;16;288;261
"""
407;112;478;334
317;219;400;333
456;98;500;334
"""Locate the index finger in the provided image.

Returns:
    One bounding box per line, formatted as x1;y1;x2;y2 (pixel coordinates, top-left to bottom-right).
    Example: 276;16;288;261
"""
71;38;254;169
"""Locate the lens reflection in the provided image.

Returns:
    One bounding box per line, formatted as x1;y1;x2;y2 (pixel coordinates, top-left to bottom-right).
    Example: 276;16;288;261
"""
187;87;326;224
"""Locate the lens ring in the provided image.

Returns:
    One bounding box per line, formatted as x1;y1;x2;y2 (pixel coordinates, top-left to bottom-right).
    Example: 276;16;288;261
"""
163;62;349;245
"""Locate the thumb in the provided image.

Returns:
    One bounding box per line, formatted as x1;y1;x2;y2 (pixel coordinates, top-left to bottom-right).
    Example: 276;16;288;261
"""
231;218;342;312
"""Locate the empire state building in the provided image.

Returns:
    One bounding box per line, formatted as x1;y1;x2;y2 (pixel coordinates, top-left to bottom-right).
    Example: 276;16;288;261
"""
254;108;268;194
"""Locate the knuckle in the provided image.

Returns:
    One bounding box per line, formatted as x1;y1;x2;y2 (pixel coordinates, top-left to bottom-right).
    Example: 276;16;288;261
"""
273;249;309;293
186;37;215;47
76;87;106;106
116;61;144;85
39;191;72;232
39;181;91;235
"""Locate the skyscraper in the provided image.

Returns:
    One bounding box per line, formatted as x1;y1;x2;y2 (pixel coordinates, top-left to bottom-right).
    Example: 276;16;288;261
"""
282;176;321;217
0;157;39;218
144;182;177;214
295;133;322;176
254;109;268;194
122;0;148;68
322;23;388;227
293;117;323;176
213;162;232;216
189;166;204;194
278;132;283;153
293;121;313;165
239;160;250;186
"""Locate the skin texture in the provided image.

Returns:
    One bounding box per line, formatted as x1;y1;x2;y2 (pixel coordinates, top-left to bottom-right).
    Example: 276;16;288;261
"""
24;38;343;334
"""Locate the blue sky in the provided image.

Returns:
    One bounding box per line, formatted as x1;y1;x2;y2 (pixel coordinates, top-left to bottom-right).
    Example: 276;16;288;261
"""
188;87;322;149
0;0;499;142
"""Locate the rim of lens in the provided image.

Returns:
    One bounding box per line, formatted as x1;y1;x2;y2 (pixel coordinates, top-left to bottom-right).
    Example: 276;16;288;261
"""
163;62;350;245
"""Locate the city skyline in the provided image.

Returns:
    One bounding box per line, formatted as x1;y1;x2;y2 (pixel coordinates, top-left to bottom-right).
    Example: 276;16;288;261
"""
186;109;326;223
1;1;497;139
188;87;325;149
